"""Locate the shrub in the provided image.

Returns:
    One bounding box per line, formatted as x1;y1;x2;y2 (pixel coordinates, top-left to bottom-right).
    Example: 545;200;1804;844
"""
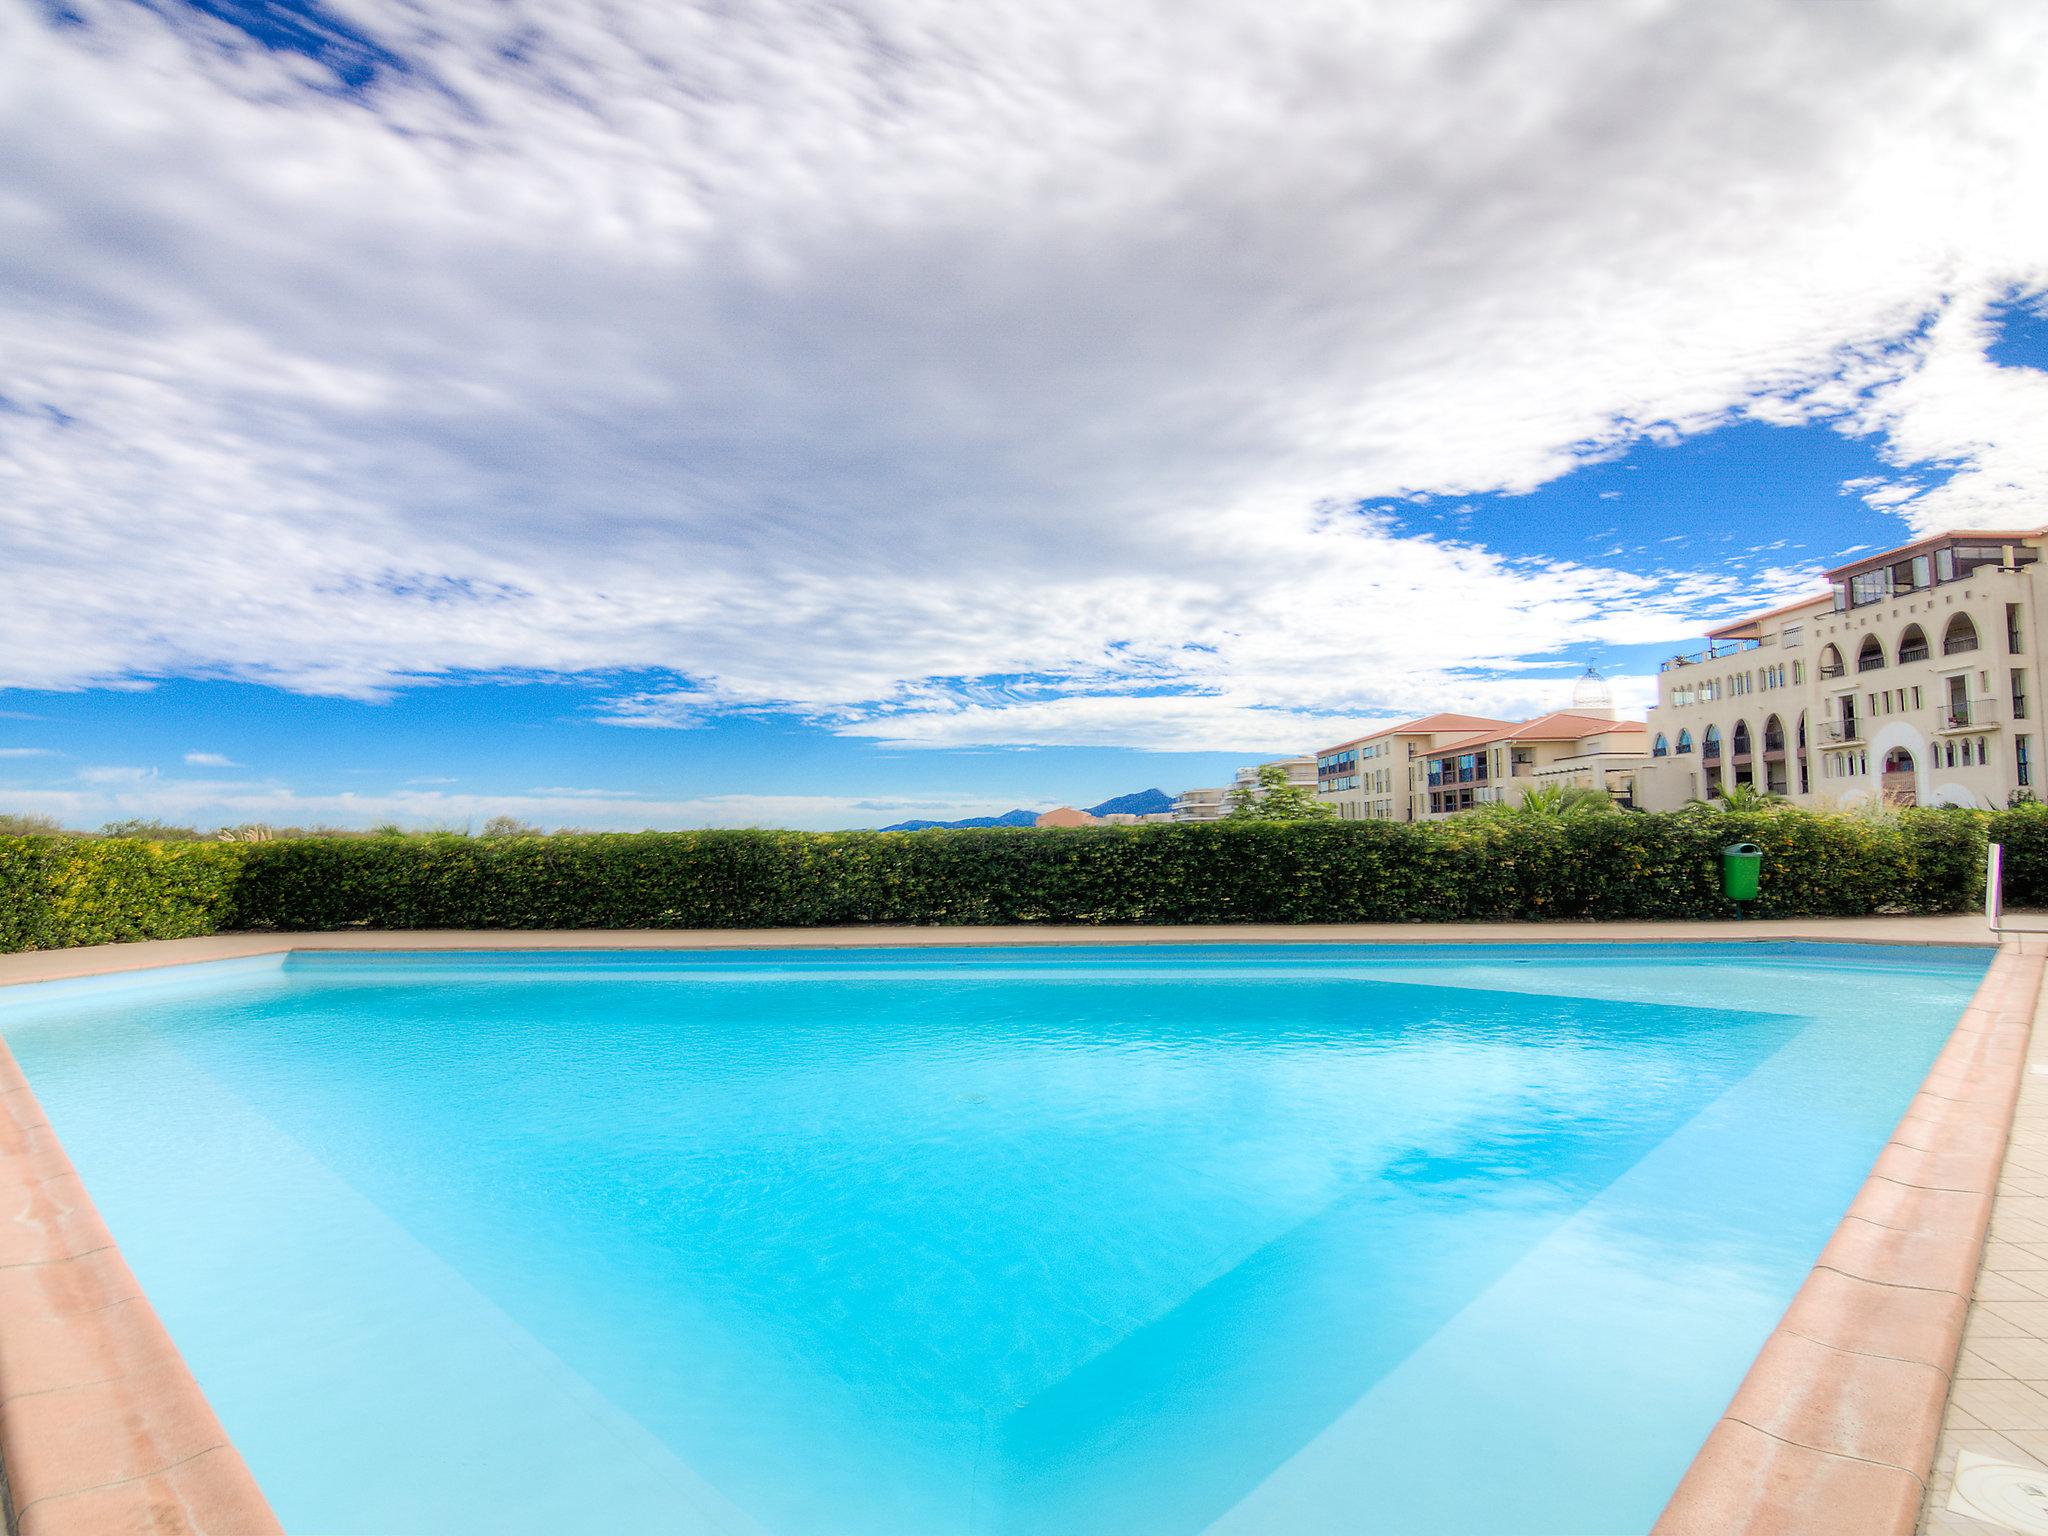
0;807;1995;954
0;837;246;953
1988;803;2048;908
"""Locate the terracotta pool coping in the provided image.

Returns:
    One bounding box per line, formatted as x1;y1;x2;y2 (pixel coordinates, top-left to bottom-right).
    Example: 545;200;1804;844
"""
0;921;2018;1535
0;1035;282;1535
1653;944;2045;1536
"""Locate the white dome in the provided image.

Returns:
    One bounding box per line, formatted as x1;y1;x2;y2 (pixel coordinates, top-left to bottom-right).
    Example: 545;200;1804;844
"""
1571;666;1615;717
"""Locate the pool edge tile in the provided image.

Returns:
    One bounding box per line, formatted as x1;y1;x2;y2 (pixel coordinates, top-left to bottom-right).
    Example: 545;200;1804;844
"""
1655;946;2044;1536
0;1042;283;1536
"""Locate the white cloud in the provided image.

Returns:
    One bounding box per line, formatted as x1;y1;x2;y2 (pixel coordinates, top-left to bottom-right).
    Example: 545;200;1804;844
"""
0;747;54;758
0;1;2044;749
183;751;236;766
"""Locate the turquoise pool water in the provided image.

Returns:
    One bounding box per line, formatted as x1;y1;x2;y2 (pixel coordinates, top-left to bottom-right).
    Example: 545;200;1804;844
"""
0;942;1992;1535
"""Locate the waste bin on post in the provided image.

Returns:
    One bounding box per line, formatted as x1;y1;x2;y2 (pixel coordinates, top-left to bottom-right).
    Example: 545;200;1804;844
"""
1721;842;1762;904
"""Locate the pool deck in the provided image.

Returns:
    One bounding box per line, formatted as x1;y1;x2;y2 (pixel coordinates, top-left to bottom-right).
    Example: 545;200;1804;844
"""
0;916;2041;1536
0;912;2010;991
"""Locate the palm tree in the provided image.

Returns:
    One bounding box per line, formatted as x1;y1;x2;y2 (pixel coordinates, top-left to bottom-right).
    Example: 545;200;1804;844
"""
1697;784;1786;812
1476;784;1615;819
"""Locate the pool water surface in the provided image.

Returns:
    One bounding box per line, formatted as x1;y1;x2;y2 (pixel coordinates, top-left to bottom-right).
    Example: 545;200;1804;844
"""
0;942;1994;1534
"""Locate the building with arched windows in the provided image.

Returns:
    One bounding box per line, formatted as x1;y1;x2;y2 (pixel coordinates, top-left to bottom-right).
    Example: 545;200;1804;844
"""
1638;528;2044;811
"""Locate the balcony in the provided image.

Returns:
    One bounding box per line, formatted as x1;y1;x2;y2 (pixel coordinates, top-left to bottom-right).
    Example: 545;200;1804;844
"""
1819;662;1846;679
1659;636;1766;672
1818;722;1863;747
1938;703;2001;733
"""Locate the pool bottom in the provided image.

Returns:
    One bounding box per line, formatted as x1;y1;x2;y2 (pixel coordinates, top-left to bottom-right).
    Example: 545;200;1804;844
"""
0;943;1999;1536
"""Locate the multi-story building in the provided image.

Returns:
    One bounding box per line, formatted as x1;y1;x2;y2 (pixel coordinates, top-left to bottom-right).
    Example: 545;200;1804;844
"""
1313;714;1514;820
1416;704;1649;818
1173;756;1317;821
1638;527;2044;810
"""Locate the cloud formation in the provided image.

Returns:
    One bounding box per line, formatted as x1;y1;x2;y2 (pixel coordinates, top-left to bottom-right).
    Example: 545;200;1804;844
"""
2;0;2045;750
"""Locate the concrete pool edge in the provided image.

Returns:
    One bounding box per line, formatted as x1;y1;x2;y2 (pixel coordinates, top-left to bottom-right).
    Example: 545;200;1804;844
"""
0;913;2006;991
0;1038;282;1536
1653;943;2044;1536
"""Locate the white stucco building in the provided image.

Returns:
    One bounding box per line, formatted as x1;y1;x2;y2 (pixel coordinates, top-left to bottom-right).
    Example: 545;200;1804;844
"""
1638;528;2043;811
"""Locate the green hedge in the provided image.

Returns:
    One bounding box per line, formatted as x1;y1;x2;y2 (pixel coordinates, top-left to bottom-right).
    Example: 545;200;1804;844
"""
0;837;247;953
1988;804;2048;908
0;807;1998;954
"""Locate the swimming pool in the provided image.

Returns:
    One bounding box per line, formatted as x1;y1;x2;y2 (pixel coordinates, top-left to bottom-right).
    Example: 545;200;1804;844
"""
0;942;1994;1535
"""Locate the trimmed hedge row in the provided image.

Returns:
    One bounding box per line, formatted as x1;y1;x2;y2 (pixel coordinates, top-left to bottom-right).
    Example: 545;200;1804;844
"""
1988;804;2048;909
0;837;246;953
0;804;2017;954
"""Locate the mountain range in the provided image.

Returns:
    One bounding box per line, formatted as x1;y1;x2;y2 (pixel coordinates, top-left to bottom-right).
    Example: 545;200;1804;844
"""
880;787;1174;832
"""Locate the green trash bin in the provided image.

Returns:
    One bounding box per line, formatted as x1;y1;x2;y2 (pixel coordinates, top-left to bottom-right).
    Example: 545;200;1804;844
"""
1721;842;1762;902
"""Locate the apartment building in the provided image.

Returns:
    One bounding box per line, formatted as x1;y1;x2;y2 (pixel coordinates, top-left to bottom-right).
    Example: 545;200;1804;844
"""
1417;709;1649;818
1171;756;1317;822
1638;528;2044;811
1313;714;1514;821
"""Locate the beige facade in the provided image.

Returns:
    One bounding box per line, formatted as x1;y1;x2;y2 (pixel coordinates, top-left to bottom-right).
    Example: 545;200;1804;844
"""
1416;712;1649;818
1313;714;1514;821
1639;528;2045;812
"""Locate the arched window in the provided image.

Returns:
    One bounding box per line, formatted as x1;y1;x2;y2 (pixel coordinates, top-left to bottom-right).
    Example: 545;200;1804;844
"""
1898;624;1930;663
1820;643;1845;678
1677;728;1693;754
1858;635;1886;672
1945;613;1981;655
1652;733;1669;758
1763;715;1785;753
1702;725;1722;760
1732;720;1752;757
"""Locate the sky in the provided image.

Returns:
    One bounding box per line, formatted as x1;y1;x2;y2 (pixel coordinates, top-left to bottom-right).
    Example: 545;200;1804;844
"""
3;0;2048;831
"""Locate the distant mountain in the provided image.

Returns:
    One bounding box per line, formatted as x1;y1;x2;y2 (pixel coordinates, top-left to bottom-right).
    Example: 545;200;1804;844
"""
880;788;1175;831
1085;787;1174;817
879;808;1042;832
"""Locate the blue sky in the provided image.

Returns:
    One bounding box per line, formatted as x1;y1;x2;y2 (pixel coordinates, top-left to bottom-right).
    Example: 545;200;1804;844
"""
3;1;2047;830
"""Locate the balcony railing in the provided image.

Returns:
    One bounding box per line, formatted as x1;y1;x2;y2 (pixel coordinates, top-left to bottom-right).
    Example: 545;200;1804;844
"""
1659;636;1766;673
1819;662;1846;679
1940;702;2001;732
1818;722;1862;746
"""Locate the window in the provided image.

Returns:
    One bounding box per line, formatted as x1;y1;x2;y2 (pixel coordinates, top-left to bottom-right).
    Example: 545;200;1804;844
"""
1676;729;1693;754
2016;669;2029;722
1945;613;1981;655
1858;635;1887;672
2010;603;2025;655
1913;686;1923;709
1652;733;1669;758
2020;736;2033;788
1793;660;1805;685
1819;644;1845;679
1898;624;1930;663
1702;725;1722;761
1782;622;1804;648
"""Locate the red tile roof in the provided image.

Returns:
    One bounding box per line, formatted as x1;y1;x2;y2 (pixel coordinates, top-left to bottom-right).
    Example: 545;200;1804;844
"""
1313;713;1515;755
1428;712;1646;754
